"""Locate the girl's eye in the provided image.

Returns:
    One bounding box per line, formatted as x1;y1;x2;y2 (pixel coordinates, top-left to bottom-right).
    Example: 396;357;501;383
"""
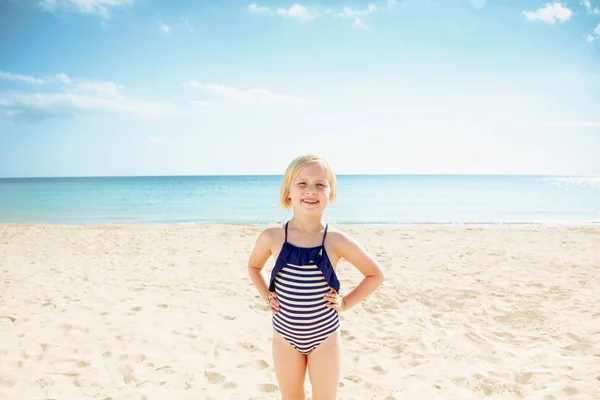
317;184;325;187
298;182;306;186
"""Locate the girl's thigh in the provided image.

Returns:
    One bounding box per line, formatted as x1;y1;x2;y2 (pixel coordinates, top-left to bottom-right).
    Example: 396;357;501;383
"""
306;329;343;400
272;328;308;400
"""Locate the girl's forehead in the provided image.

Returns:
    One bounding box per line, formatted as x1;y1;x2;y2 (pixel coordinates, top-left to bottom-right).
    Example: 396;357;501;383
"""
296;163;329;178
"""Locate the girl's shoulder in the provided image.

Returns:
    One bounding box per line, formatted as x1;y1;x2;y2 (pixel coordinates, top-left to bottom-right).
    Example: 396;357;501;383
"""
325;225;357;249
256;222;286;245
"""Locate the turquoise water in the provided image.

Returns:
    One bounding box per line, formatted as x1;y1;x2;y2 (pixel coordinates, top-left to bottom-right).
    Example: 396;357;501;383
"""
0;175;599;225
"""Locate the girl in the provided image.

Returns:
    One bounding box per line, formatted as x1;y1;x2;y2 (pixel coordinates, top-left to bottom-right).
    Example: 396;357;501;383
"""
247;154;385;400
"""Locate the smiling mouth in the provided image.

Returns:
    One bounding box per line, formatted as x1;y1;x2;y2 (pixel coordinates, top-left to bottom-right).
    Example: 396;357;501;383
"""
302;199;319;204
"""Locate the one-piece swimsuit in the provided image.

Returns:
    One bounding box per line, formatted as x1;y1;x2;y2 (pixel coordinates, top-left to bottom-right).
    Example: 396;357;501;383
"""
271;222;341;355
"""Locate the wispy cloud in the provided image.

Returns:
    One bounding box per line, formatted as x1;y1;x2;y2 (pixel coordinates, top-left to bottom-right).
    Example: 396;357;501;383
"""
38;0;134;18
158;20;171;33
336;4;377;19
1;71;72;85
71;80;124;97
46;73;72;85
0;71;173;122
581;0;600;14
0;71;44;84
247;3;315;22
586;23;600;42
183;81;303;105
522;2;573;24
336;4;377;28
353;17;369;29
248;2;272;14
276;4;315;21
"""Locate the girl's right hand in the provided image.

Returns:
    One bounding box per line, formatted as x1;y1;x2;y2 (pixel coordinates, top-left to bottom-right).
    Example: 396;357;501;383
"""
268;292;280;314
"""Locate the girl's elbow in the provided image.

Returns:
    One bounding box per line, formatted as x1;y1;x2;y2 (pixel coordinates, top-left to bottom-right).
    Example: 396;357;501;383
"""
375;265;385;284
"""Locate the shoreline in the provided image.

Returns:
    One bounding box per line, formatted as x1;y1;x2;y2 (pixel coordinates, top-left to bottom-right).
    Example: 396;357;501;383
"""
2;221;599;228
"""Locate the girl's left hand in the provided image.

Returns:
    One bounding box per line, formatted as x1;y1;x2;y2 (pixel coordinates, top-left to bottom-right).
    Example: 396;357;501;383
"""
324;289;346;312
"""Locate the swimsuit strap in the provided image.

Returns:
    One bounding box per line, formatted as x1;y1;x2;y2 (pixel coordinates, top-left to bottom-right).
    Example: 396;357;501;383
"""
284;221;289;243
321;223;328;246
318;223;328;260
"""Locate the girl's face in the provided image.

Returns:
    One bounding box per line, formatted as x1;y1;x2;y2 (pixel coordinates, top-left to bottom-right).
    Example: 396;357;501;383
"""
289;162;331;215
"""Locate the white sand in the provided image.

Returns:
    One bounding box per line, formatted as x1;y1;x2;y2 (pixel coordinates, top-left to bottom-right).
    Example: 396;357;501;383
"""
1;224;599;400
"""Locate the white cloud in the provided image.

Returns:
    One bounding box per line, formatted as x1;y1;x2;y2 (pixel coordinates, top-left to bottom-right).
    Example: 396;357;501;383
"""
0;71;73;85
248;2;272;14
0;71;44;84
587;23;600;42
522;2;573;24
276;4;314;22
581;0;600;14
71;80;125;97
183;81;303;105
336;4;377;19
353;17;369;29
46;73;72;85
39;0;134;18
159;20;171;33
0;91;173;122
0;75;173;122
247;3;315;21
335;4;377;28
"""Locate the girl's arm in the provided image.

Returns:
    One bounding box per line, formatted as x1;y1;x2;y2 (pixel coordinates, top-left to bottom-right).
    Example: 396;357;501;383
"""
331;231;385;311
247;229;276;304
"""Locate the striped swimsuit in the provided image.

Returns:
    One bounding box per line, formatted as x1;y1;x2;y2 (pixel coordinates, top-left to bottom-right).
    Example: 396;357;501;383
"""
271;222;341;355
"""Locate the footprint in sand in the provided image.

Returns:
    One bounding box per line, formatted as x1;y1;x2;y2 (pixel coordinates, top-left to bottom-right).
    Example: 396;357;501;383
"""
131;306;142;312
238;342;258;351
32;377;54;388
118;354;146;363
204;371;226;384
514;372;533;385
258;383;278;393
157;304;169;309
237;360;269;370
371;365;386;374
563;386;579;396
344;375;363;384
156;365;176;375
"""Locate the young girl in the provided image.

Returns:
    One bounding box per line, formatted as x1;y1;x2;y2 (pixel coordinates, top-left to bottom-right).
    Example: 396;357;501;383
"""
247;154;385;400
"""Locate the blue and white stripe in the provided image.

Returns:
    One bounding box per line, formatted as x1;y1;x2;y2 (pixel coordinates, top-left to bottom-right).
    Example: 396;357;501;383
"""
273;262;340;354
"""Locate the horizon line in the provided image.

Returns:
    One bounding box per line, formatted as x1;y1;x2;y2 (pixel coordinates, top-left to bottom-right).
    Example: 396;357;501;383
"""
1;173;600;179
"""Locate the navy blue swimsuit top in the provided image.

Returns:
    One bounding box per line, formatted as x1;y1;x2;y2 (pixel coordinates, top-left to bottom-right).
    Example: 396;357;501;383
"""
268;222;341;293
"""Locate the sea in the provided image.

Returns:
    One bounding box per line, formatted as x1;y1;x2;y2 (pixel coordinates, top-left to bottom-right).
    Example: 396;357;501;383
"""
0;175;599;225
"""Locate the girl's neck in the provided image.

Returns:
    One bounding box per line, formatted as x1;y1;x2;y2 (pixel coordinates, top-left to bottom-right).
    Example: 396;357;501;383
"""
289;215;325;233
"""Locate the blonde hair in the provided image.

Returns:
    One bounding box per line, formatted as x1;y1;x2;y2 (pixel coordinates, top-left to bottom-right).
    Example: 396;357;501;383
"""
280;154;337;210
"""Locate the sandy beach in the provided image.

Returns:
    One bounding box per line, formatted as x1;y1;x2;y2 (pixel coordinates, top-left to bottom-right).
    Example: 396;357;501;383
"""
0;223;599;400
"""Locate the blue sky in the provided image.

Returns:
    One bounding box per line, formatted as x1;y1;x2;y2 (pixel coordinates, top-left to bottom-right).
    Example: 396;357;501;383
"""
0;0;599;177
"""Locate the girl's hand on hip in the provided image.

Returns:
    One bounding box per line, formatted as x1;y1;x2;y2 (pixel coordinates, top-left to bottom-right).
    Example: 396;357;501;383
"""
267;292;280;314
324;289;346;312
